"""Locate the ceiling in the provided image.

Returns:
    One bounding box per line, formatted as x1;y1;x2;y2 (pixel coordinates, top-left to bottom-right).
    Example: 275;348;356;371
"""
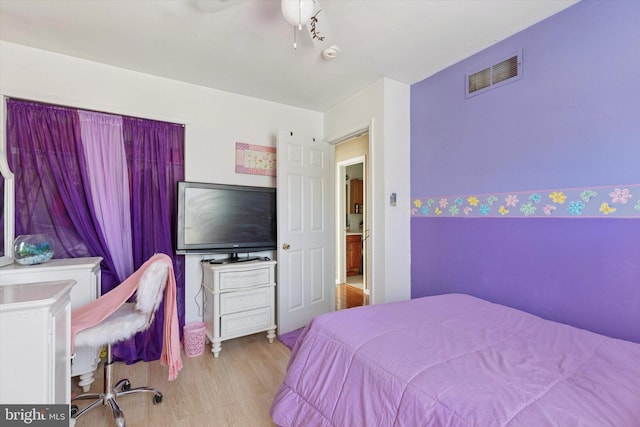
0;0;578;112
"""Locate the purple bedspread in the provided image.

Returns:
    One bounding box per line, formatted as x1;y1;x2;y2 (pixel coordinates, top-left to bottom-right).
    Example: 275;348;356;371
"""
270;294;640;426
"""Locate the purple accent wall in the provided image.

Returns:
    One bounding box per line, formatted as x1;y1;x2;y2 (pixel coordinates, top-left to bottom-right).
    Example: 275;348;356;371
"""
411;217;640;343
411;1;640;196
410;1;640;342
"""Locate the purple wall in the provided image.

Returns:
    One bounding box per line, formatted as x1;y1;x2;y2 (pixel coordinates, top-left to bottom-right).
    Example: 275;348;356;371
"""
410;1;640;342
412;218;640;343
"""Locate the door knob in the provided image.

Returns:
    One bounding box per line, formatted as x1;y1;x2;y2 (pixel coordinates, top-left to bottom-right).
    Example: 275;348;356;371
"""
282;243;291;250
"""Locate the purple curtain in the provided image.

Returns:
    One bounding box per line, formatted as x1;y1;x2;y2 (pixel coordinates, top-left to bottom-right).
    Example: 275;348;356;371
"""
114;117;185;363
6;99;185;365
6;99;119;291
77;111;134;281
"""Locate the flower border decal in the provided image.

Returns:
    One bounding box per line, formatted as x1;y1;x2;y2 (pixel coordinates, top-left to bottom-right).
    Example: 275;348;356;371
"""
412;185;638;218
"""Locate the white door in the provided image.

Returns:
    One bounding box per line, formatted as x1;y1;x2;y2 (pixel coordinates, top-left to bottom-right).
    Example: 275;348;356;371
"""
277;130;335;334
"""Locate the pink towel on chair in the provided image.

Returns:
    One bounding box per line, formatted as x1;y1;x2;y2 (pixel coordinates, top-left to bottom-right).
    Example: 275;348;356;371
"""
71;253;183;381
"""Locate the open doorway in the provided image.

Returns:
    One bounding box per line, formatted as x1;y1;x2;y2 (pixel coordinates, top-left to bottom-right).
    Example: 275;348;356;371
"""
334;133;370;310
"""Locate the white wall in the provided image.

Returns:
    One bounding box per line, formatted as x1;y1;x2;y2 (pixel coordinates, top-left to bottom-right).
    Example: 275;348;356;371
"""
0;41;323;323
324;78;411;304
0;41;411;321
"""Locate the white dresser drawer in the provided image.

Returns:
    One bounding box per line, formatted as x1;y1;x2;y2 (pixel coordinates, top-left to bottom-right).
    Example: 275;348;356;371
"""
220;286;271;315
221;307;272;338
219;267;271;290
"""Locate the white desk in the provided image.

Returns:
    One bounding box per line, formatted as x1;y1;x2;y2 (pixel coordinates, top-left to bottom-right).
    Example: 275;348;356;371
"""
0;257;102;391
0;280;75;404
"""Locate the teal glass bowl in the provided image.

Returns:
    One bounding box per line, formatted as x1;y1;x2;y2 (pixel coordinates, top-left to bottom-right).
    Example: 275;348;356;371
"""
14;234;55;265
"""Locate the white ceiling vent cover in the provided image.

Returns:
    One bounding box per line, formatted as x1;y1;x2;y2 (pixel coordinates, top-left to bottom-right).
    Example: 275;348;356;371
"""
466;50;522;98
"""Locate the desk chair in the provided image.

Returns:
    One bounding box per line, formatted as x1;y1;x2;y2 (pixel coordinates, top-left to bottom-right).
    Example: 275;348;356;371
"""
71;260;169;427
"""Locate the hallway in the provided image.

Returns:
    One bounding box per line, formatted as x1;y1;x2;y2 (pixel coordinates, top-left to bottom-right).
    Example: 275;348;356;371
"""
346;274;363;290
335;281;368;310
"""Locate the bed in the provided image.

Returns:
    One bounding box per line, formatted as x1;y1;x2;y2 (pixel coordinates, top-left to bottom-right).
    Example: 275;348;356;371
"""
270;294;640;426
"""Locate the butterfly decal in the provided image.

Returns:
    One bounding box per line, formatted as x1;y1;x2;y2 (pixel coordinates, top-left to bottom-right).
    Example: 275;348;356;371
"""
599;202;616;215
580;189;597;202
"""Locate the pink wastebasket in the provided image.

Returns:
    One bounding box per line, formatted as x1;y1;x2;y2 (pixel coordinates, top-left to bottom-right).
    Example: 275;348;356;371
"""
183;322;206;357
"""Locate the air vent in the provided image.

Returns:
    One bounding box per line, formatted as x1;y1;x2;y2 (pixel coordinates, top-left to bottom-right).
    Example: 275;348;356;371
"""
466;50;522;98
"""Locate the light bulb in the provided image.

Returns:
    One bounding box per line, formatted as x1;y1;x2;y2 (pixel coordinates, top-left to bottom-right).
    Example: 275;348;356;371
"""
281;0;314;28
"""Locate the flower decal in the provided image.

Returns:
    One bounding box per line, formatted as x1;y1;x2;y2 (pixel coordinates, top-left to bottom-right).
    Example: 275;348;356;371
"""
529;193;541;204
581;190;597;202
568;200;585;215
505;194;519;207
636;200;640;211
479;204;490;215
449;205;460;216
609;188;632;204
463;206;473;216
413;199;422;208
499;205;509;215
487;196;498;206
434;207;442;215
520;202;536;216
599;203;616;215
421;206;430;215
439;198;449;209
549;191;567;204
411;208;417;215
454;197;463;206
543;204;556;216
467;196;479;207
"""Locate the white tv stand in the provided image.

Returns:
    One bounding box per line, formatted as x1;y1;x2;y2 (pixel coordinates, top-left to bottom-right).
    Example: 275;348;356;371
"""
201;260;277;358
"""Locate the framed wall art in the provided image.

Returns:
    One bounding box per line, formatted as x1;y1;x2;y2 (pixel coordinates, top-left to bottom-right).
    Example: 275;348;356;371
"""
235;142;276;176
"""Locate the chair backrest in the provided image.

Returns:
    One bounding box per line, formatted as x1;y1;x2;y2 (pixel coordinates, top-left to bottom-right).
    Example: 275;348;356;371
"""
134;261;169;330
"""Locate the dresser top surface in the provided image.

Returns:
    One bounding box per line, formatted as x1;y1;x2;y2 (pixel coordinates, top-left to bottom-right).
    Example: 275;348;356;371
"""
203;259;276;271
0;280;75;309
0;257;102;274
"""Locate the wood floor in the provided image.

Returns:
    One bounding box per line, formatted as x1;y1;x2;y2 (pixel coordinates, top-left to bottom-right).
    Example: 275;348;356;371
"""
71;286;367;426
71;333;290;427
335;283;368;310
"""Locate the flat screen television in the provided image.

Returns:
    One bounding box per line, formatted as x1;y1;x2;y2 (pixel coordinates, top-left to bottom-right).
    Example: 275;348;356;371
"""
176;181;277;262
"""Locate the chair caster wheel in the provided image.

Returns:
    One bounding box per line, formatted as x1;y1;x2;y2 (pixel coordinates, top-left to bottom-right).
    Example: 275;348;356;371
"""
122;380;131;391
70;405;78;417
153;392;163;404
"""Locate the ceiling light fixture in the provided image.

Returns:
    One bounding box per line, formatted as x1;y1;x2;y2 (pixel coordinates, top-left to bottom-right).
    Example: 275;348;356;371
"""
321;45;339;61
281;0;315;49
